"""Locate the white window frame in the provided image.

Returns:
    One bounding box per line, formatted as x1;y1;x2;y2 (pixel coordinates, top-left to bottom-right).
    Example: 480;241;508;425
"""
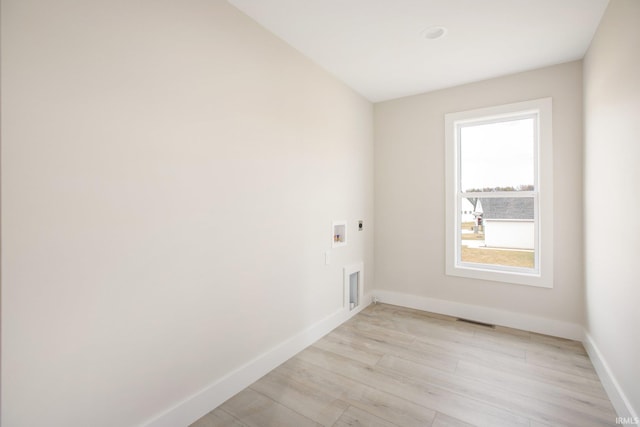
445;98;553;288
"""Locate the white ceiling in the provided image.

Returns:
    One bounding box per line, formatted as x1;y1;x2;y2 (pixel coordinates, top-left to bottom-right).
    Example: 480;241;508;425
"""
227;0;609;102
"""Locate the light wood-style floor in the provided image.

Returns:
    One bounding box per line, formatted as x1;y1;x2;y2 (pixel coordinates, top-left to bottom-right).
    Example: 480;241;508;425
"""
191;303;617;427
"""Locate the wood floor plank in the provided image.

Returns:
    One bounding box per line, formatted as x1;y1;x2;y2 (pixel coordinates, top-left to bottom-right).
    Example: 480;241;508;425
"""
413;330;528;368
470;326;533;351
357;306;475;341
338;317;417;346
313;332;384;366
190;304;618;427
377;353;614;427
529;331;588;354
529;421;555;427
279;357;437;427
249;369;348;426
414;326;528;359
328;327;459;373
525;348;600;380
473;325;587;356
296;346;530;427
219;388;321;427
455;359;616;423
189;408;248;427
333;406;399;427
366;303;457;323
431;412;476;427
412;336;608;399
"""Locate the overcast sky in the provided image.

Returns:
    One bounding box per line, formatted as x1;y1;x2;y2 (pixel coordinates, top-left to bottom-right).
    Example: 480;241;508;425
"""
460;117;534;192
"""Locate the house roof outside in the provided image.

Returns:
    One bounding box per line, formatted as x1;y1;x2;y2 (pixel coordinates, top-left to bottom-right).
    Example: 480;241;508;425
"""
481;197;534;220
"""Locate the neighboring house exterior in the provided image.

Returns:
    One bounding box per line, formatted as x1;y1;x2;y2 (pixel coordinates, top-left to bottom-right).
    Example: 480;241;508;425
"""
481;197;534;249
460;197;482;223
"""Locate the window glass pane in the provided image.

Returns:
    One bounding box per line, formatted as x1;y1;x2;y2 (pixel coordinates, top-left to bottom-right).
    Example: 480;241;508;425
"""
459;196;535;269
460;117;534;192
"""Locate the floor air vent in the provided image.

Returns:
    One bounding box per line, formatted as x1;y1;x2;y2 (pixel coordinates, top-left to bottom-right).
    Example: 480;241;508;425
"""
456;318;495;328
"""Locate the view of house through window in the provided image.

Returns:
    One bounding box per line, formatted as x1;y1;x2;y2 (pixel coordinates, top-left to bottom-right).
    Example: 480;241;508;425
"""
445;98;552;287
458;116;537;271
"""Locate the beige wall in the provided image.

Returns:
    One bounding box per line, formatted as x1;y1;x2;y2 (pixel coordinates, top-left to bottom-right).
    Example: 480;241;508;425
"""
0;1;373;426
4;0;638;424
584;0;640;417
374;61;584;327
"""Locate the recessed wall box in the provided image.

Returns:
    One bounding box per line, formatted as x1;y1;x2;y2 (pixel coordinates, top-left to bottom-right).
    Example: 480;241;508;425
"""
332;221;347;248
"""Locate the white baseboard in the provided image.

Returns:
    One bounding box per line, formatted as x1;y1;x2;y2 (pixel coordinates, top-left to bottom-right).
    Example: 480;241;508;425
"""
583;331;638;420
372;290;583;341
141;295;371;427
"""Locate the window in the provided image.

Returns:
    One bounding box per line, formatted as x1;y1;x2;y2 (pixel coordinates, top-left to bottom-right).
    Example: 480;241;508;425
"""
445;98;553;287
